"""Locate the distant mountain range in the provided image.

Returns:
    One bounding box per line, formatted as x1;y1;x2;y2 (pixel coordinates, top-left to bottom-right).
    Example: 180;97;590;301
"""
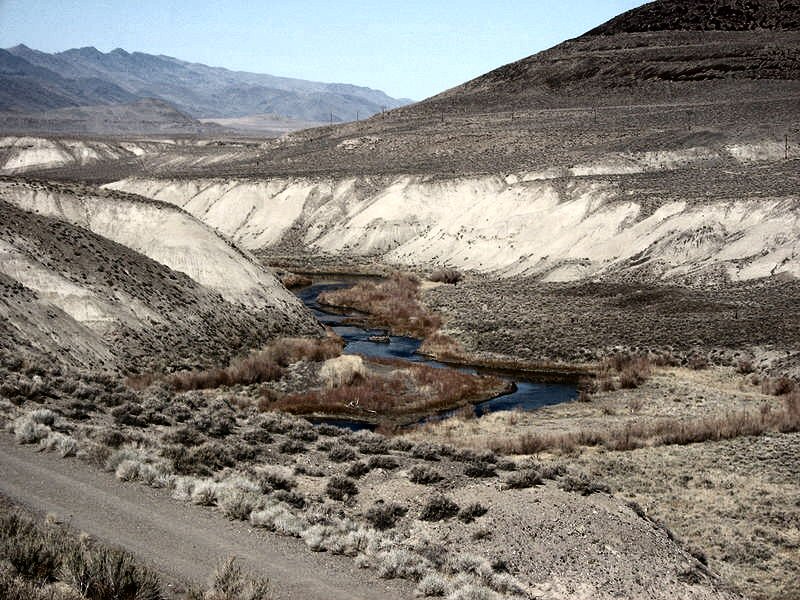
0;45;412;123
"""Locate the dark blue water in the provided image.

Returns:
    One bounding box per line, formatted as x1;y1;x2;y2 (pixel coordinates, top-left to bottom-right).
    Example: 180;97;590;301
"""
295;281;577;421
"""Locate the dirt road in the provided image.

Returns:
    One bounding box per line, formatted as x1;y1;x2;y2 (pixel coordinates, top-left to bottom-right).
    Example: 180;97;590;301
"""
0;434;411;599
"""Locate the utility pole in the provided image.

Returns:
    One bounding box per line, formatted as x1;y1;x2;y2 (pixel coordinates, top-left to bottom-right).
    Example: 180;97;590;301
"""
330;112;333;125
356;111;359;121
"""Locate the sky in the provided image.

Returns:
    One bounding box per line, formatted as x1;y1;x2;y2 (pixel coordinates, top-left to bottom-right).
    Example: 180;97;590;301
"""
0;1;649;100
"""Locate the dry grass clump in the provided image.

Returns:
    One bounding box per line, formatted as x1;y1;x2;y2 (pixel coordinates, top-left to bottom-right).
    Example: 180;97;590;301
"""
489;393;800;455
595;353;653;392
273;364;504;420
188;556;271;600
417;333;466;362
761;375;796;396
278;271;313;289
128;336;342;392
318;273;442;337
0;502;162;600
501;469;543;490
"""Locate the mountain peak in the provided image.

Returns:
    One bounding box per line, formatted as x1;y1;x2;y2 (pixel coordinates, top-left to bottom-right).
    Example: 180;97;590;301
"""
110;48;129;56
587;0;800;35
71;46;103;57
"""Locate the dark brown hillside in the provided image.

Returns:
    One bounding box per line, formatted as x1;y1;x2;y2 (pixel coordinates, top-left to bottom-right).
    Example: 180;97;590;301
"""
587;0;800;35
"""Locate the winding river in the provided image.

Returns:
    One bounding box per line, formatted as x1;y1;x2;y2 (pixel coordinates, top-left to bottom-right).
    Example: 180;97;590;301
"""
295;279;577;425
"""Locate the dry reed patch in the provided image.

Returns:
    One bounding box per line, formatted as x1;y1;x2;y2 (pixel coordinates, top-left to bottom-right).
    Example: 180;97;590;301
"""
270;363;506;421
317;272;441;337
126;336;342;392
487;392;800;455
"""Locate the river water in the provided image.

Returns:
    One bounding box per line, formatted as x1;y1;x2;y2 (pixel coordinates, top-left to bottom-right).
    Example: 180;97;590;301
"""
295;280;577;423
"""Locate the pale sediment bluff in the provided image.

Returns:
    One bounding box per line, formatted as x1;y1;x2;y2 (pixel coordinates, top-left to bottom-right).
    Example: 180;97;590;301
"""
107;140;799;284
0;179;306;311
0;135;266;176
0;179;319;370
0;136;166;173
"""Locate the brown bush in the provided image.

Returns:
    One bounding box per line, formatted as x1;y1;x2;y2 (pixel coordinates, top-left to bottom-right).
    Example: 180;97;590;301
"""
489;398;800;455
273;363;504;418
131;336;342;393
318;273;442;337
761;376;796;396
429;269;463;284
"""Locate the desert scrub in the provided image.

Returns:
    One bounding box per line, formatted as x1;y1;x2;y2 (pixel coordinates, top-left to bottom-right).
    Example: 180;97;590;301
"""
328;443;357;462
345;460;371;478
218;489;259;521
378;548;431;581
463;461;496;478
12;414;52;444
278;439;306;455
457;503;488;524
254;468;296;493
134;336;341;392
0;501;162;600
191;556;271;600
325;476;359;501
367;455;399;470
501;469;543;490
419;495;460;522
365;502;408;530
409;465;444;484
559;473;612;496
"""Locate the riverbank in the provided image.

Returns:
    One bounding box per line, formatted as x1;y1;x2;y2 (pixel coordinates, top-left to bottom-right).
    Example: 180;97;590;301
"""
309;271;597;379
404;365;800;600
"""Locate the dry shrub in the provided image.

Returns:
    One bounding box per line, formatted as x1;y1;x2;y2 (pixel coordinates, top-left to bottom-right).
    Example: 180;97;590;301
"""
489;398;800;455
273;364;503;418
595;353;653;392
418;333;464;361
163;336;341;392
429;269;463;284
318;273;442;337
761;376;796;396
199;556;271;600
279;272;313;289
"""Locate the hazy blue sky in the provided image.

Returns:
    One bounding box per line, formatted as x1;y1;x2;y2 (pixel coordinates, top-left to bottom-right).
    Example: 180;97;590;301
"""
0;1;648;100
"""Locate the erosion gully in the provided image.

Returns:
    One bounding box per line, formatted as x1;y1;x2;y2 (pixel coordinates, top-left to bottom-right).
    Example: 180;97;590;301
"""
295;277;577;430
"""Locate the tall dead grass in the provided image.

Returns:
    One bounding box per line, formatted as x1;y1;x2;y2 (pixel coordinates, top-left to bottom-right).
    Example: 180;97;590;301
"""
489;392;800;455
318;273;441;337
127;336;341;392
272;364;505;419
